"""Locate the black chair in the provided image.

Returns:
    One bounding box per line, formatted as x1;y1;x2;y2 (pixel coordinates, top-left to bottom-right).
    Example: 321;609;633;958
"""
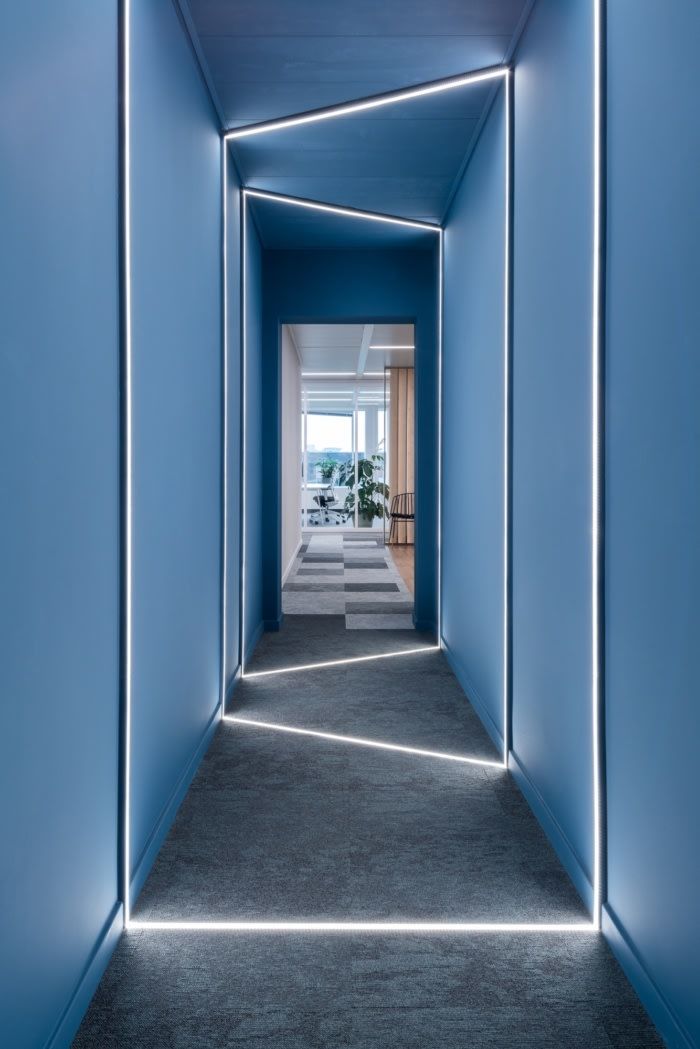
388;492;415;543
309;486;348;526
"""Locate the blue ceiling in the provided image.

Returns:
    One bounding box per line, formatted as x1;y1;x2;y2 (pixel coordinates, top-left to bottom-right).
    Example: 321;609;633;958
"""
184;0;533;242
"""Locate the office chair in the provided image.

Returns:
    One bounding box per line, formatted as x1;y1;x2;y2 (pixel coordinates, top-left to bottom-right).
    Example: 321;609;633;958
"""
309;486;349;526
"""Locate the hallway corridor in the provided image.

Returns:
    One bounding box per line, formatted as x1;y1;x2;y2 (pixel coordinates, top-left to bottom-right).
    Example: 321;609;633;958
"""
74;620;661;1047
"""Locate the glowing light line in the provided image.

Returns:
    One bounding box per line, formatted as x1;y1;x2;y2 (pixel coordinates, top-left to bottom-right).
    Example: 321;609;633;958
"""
122;0;133;931
220;141;228;718
243;188;440;233
242;645;439;679
438;229;444;646
129;920;595;933
225;716;504;768
503;72;513;767
591;0;605;932
240;192;248;675
224;66;509;141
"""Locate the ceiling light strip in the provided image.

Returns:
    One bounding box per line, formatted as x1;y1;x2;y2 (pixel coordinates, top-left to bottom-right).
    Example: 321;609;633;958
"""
243;188;440;233
223;66;510;141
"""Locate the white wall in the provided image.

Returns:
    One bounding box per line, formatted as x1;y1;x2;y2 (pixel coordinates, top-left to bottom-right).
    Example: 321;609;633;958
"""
281;326;302;581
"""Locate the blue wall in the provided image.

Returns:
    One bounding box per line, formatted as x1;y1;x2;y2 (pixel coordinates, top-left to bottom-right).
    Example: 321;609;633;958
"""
243;207;264;659
442;86;506;750
510;0;595;906
128;0;222;896
0;4;121;1047
259;247;438;633
604;3;700;1046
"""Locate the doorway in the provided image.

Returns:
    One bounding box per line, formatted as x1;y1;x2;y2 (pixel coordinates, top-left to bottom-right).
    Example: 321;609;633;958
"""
280;322;416;627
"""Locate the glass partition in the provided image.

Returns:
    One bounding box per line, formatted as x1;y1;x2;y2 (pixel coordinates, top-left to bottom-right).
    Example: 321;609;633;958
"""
301;379;389;529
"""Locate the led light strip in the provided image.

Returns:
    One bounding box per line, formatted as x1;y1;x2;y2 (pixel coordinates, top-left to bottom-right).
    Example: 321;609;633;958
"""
242;188;440;233
240;191;248;675
122;0;133;930
129;920;595;933
223;66;509;141
591;0;605;931
242;645;439;679
225;716;504;768
220;142;229;717
437;230;444;647
503;72;513;767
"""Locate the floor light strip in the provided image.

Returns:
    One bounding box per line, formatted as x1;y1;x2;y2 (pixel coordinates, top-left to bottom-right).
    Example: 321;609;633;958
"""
128;920;595;934
243;188;440;234
224;66;509;141
225;716;504;768
122;0;133;931
241;645;439;679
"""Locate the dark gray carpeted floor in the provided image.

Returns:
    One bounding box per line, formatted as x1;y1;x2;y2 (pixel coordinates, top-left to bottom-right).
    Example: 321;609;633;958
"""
74;617;663;1047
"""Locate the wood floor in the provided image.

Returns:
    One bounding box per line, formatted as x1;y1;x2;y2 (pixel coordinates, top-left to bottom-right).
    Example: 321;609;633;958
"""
387;543;414;595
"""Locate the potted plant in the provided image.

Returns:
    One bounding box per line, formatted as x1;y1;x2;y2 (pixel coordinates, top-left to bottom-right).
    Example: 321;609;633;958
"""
316;457;337;483
337;454;389;527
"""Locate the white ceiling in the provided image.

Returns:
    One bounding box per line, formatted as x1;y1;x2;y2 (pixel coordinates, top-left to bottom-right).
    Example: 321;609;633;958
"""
289;323;414;374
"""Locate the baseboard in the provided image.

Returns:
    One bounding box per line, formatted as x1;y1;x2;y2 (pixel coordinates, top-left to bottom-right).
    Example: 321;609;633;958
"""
130;702;220;904
45;901;123;1049
603;903;694;1049
282;539;302;586
245;620;264;667
509;750;593;913
440;637;504;755
264;615;283;632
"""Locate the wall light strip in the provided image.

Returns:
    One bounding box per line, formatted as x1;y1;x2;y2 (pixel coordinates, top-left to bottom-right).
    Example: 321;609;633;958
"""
240;191;248;675
369;345;415;350
591;0;606;932
225;716;503;769
437;230;444;646
243;188;440;234
121;0;133;931
220;142;229;718
224;66;509;141
503;71;513;767
242;645;438;679
129;920;595;933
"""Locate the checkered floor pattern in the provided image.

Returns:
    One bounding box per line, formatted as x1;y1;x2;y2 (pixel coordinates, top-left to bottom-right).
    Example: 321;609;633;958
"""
282;531;414;629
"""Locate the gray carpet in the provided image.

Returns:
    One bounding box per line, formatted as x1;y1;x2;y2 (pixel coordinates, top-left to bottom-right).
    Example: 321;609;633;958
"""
73;617;663;1047
283;533;414;627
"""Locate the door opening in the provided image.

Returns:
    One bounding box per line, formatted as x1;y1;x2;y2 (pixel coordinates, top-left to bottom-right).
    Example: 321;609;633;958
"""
280;322;416;627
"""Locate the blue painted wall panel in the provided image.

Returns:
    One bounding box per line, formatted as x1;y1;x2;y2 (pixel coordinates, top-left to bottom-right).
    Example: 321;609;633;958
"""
442;86;506;745
511;0;594;898
243;209;264;656
129;0;222;883
606;3;700;1046
0;4;120;1046
260;248;438;631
